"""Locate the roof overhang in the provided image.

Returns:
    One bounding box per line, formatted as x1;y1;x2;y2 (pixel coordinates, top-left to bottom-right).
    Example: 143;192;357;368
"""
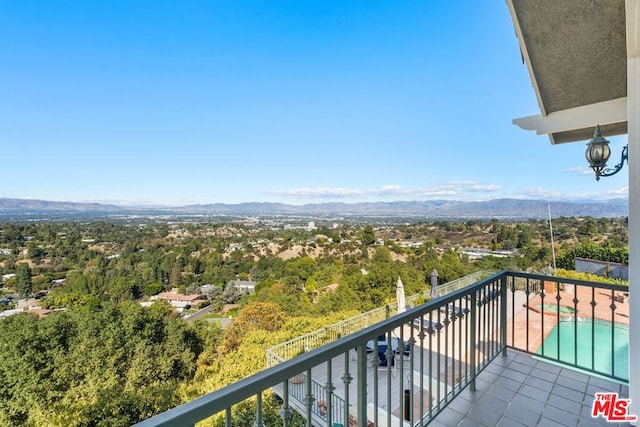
507;0;628;144
513;98;627;144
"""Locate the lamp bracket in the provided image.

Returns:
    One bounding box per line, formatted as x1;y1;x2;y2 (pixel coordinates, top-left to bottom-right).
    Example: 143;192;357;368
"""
595;144;628;180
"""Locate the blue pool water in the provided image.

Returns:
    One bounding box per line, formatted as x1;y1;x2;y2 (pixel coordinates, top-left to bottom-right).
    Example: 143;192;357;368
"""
535;304;576;315
536;319;629;380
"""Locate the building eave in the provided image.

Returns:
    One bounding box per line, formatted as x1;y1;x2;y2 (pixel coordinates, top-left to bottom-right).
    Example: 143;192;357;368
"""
507;0;627;144
513;97;628;144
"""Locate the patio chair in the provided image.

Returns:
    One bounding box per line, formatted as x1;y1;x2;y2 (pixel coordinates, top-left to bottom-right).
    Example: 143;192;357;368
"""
446;303;469;318
412;317;442;334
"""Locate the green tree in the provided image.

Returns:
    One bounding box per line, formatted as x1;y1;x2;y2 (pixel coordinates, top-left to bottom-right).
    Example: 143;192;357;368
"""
361;225;376;246
170;263;183;286
219;302;287;354
15;263;32;297
0;301;203;426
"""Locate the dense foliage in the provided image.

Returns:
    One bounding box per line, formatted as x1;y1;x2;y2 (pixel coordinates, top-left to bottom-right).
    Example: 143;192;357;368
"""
0;301;203;426
0;216;628;424
556;242;628;269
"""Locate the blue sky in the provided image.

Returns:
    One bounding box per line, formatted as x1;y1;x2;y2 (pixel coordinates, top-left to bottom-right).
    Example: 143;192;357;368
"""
1;1;629;206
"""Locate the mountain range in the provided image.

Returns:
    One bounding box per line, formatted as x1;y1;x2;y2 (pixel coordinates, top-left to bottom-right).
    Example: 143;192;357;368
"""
0;197;628;219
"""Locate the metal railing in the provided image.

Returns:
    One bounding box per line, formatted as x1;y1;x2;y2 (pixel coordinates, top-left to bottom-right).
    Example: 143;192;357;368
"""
135;271;628;426
136;271;506;427
280;375;347;426
267;271;492;366
504;271;629;382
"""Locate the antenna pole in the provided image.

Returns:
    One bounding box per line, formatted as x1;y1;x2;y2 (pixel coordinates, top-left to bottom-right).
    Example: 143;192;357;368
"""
548;203;557;274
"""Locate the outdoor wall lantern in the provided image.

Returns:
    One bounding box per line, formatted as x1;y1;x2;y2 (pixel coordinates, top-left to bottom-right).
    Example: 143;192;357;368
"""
585;124;628;181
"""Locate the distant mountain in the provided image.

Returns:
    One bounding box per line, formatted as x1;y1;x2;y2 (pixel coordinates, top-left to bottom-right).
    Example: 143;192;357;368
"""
0;198;126;213
174;199;628;218
0;197;628;219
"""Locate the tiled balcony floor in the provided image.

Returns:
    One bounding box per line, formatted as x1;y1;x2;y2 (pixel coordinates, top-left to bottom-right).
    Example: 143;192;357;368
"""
430;349;632;427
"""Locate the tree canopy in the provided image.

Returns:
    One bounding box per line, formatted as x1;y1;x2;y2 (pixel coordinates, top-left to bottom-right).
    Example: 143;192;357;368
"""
0;301;204;426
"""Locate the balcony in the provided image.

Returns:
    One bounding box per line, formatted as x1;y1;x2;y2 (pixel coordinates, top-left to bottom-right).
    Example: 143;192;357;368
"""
135;271;631;426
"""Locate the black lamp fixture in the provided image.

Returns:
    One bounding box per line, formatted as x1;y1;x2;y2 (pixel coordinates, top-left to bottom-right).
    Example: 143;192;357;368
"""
585;124;628;181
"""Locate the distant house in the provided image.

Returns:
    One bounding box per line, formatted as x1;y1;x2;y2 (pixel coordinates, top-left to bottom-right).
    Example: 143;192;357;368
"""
225;243;243;253
228;280;257;294
461;247;518;260
11;298;54;318
221;304;239;316
16;298;40;311
51;278;67;287
0;309;23;319
198;284;217;295
151;289;204;309
27;308;53;318
321;284;340;293
1;273;16;283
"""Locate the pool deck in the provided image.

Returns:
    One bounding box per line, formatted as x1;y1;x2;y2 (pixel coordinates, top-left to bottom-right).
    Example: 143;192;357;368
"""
507;284;629;353
280;284;630;426
430;348;632;427
434;284;632;427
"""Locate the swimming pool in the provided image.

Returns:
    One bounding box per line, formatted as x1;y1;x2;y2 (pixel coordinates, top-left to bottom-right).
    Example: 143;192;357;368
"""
536;319;629;380
534;304;576;315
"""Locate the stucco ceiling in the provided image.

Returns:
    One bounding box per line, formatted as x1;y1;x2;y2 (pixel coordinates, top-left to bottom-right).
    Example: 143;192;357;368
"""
509;0;627;144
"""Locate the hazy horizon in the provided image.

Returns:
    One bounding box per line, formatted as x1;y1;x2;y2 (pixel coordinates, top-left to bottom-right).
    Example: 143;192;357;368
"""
0;195;629;209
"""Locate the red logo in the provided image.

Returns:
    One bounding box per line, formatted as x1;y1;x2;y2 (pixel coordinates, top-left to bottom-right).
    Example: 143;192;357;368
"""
591;392;637;422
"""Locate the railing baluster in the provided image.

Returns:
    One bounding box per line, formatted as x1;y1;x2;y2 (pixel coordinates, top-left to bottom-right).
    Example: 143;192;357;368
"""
428;312;434;417
399;323;408;424
418;315;425;423
226;407;232;427
483;286;489;366
451;300;457;399
470;291;477;392
325;360;334;427
573;288;579;368
304;369;313;427
356;344;367;427
488;284;493;357
384;338;390;427
556;279;561;362
458;296;463;391
463;298;469;385
443;304;449;403
492;282;497;356
280;381;291;427
408;323;415;425
511;276;517;348
591;287;596;372
342;353;352;427
436;308;442;408
372;340;378;427
525;277;530;352
540;280;545;355
610;288;616;377
494;280;499;355
501;275;507;357
254;393;265;427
